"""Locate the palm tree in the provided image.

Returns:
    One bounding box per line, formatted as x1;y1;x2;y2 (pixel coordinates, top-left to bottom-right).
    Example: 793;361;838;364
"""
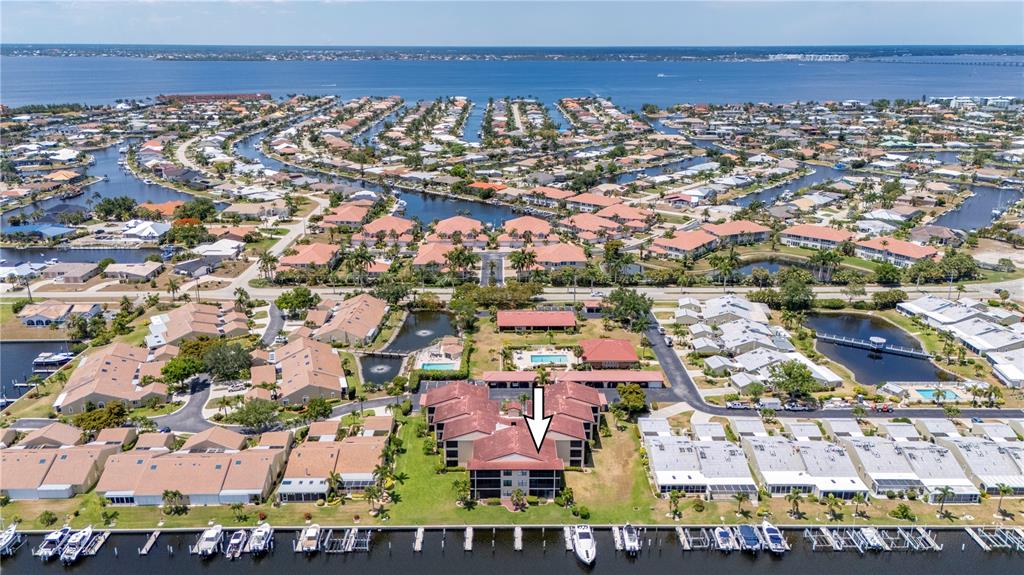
851;492;867;518
258;250;278;281
346;245;374;286
508;248;536;280
234;287;250;310
364;484;382;514
166;277;180;301
996;483;1012;517
785;488;803;517
326;471;342;498
825;494;842;521
935;485;954;517
732;491;750;515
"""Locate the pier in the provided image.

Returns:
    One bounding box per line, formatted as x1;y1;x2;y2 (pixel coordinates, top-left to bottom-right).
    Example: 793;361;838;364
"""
563;526;573;551
82;531;110;556
513;527;523;551
612;526;623;551
414;527;425;552
463;527;474;551
815;333;932;359
324;528;372;553
138;531;161;555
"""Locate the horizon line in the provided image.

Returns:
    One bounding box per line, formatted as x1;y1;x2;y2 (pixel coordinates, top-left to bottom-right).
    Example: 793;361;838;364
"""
4;42;1023;49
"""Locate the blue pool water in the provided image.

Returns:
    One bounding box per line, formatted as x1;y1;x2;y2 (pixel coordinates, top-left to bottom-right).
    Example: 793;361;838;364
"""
530;354;569;365
916;388;961;400
420;362;457;371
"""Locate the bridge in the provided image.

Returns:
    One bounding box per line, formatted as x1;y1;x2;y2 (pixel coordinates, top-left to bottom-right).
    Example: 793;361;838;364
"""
354;350;408;359
815;333;933;359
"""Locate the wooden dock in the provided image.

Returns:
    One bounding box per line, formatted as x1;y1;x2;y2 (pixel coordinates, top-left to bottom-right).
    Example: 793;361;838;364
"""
513;527;523;551
413;528;424;552
675;527;692;550
82;531;110;556
139;531;161;555
612;526;623;551
463;527;473;551
564;526;573;551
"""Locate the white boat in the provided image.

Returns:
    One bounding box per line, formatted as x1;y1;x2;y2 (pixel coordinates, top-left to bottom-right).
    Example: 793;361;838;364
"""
861;527;885;550
60;525;92;564
621;523;641;556
714;526;737;552
34;526;71;560
571;525;596;565
194;525;223;556
297;524;321;553
248;523;273;554
224;529;248;560
118;146;128;153
44;258;59;266
761;521;788;554
0;524;20;556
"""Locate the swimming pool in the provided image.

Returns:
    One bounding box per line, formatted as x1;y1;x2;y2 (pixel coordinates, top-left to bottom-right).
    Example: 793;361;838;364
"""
530;354;569;365
421;362;457;371
916;388;961;400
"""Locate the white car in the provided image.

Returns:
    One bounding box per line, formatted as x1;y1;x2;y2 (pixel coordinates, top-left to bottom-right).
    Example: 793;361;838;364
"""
664;336;674;347
589;291;605;298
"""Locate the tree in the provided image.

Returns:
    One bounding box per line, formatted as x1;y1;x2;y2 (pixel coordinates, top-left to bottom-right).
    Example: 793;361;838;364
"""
234;287;251;310
203;342;252;381
174;198;217;221
276;286;321;318
73;401;130;432
371;281;412;305
161;355;205;389
166;277;180;301
824;494;842;521
786;488;804;517
614;383;648;420
38;510;59;527
257;250;279;281
768;360;819;400
872;289;907;310
852;492;867;518
227;398;280;432
841;276;866;302
732;491;750;514
606;287;653;332
996;483;1012;517
873;262;903;285
934;485;954;517
345;245;374;286
852;405;868;421
162;490;188;515
452;478;473;508
326;471;342;498
779;276;814;310
306;397;333;422
508;248;537;280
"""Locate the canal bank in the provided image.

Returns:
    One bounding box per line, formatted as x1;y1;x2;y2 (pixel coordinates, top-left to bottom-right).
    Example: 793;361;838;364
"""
358;311;457;387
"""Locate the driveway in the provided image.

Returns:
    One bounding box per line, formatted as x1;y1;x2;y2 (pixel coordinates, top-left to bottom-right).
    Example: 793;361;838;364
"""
152;382;215;433
260;302;285;346
479;253;504;286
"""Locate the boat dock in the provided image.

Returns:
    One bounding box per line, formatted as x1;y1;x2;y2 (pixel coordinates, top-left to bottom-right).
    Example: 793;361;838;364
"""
804;527;942;553
82;531;110;556
816;333;932;359
612;526;623;551
324;528;372;553
463;527;473;551
413;527;425;552
563;526;573;551
675;527;713;550
138;531;161;555
513;526;523;551
965;527;1024;552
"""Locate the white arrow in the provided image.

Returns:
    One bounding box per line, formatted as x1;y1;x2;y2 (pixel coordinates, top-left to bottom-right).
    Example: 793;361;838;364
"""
523;386;552;452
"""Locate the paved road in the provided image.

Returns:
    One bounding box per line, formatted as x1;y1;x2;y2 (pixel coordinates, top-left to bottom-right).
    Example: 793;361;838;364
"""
152;382;213;433
479;253;504;286
260;302;285;346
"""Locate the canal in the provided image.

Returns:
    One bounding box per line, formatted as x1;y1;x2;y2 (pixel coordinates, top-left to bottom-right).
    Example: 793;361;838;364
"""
1;528;1016;575
804;313;954;387
0;340;74;400
933;185;1024;233
1;144;196;225
0;247;161;266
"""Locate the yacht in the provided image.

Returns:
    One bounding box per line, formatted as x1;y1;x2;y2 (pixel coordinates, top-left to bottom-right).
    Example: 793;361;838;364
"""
118;146;129;153
761;521;788;554
59;525;92;565
34;526;71;560
297;524;321;553
0;524;21;556
224;529;248;560
714;526;737;552
737;524;762;553
44;258;60;266
194;525;223;557
248;523;273;554
621;523;641;556
571;525;596;565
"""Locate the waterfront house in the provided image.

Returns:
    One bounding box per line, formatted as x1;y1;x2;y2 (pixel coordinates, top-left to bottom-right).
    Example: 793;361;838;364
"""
278;435;388;501
467;425;564;500
496;310;577;332
779;224;855;251
103;261;164;282
554;369;664;389
18;299;100;327
278;242;340;271
529;242;587;271
314;293;389;346
936;437;1024;496
323;203;370;228
641;434;759;498
52;343;169;414
425;215;488;248
497;215;553;247
122;220;172;241
0;443;120;501
350;215;416;248
559;213;623;241
41;262;100;284
565;192;622;213
741;436;870;499
221;200;290;221
841;436;979;503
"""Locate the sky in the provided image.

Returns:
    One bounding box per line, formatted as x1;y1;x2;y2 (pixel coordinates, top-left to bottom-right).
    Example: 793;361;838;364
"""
2;1;1022;47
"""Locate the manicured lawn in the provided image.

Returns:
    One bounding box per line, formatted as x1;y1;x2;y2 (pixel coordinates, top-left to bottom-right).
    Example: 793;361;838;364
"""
130;402;183;419
338;351;363;394
468;319;651;376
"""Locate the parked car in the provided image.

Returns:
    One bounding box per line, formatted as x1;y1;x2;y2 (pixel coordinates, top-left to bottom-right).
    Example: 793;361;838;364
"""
873;403;894;413
664;336;674;347
784;402;813;412
726;401;752;410
590;291;605;298
657;326;667;335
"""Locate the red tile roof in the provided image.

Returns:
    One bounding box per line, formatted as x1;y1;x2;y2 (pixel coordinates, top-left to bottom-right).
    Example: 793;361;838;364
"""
579;339;639;363
496;310;577;329
856;236;939;260
702;220;771;237
781;224;855;243
467;425;563;471
653;230;718;252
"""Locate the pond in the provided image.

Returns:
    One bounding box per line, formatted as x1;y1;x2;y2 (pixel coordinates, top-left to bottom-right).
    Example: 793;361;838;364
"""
359;311;457;386
804;313;954;387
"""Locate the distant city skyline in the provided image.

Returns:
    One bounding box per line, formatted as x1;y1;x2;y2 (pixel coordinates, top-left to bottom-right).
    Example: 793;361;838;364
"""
2;1;1022;47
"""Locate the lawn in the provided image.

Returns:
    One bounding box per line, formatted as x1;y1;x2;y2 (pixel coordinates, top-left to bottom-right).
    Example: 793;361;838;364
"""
468;319;651;376
130;402;183;419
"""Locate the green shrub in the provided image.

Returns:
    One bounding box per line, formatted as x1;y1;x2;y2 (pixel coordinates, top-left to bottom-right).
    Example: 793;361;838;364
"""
813;298;846;310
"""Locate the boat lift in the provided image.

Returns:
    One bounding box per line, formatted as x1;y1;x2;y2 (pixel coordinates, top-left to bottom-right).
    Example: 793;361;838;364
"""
324;528;372;553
